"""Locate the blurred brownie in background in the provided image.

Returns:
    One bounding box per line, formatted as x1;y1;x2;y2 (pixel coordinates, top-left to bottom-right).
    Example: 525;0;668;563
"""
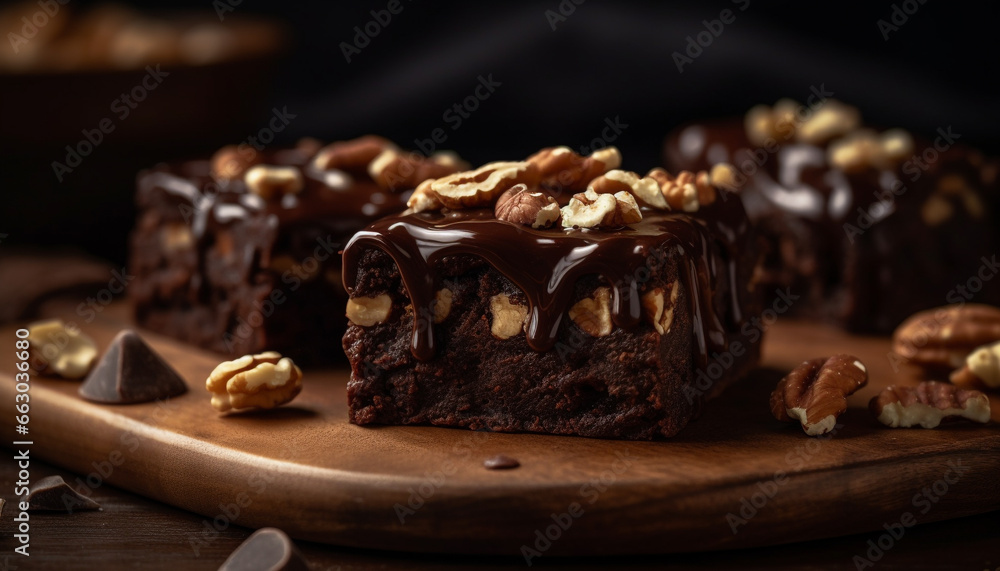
664;99;1000;333
129;136;467;362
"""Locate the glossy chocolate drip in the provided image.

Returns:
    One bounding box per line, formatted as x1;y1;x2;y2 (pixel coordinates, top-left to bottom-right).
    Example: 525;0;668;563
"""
344;200;751;364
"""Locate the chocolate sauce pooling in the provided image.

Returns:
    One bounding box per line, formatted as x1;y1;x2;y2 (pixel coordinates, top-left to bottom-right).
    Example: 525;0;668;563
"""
343;196;754;366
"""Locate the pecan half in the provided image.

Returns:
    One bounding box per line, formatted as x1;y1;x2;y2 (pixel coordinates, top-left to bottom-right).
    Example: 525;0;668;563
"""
870;381;991;428
892;304;1000;373
770;354;869;436
494;184;560;228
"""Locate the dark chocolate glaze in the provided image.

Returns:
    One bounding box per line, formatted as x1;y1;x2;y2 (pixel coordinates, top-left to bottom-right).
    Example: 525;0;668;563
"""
343;195;755;366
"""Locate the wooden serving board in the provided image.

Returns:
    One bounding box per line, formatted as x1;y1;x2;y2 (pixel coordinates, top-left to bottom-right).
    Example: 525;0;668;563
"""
1;301;998;556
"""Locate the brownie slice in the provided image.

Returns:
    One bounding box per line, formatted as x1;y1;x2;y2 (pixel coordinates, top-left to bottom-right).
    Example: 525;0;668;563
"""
664;99;1000;333
342;148;763;439
129;136;467;363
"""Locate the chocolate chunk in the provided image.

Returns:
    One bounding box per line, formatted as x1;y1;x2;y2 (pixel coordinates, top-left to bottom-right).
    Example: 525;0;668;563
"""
0;497;5;517
79;330;188;404
27;475;101;512
483;454;521;470
218;528;308;571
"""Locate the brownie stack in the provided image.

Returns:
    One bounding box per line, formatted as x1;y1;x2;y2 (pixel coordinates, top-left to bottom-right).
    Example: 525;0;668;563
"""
664;99;1000;332
129;136;467;362
342;147;764;439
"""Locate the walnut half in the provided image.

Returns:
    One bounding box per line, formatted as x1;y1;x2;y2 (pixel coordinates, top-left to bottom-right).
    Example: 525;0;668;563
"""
494;184;560;228
206;351;303;412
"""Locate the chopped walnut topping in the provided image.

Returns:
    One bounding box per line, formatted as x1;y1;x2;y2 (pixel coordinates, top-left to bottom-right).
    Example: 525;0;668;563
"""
560;188;641;228
527;146;621;192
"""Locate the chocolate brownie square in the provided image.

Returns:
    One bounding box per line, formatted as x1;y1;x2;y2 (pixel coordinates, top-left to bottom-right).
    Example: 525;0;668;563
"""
129;136;467;362
342;147;763;439
664;99;1000;332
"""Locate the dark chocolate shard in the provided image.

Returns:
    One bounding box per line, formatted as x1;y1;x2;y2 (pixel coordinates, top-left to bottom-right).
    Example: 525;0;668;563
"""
27;475;101;513
218;528;309;571
79;330;188;404
483;454;520;470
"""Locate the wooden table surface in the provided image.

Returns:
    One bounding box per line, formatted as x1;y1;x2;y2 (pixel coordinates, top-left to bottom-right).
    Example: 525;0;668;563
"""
0;291;998;568
0;459;997;570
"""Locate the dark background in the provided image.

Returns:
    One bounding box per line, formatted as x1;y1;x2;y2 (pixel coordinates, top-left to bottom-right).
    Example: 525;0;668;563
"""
2;0;998;264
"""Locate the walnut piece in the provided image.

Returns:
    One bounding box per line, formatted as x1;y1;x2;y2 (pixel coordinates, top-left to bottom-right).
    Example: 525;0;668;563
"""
560;188;641;228
346;294;392;327
646;168;716;212
892;304;1000;372
870;381;990;428
526;146;621;192
950;340;1000;390
406;179;443;213
433;289;453;324
244;165;304;201
27;319;98;379
494;184;560;228
589;170;664;207
312;135;397;171
489;294;528;340
211;145;260;180
430;161;540;209
205;351;303;412
569;287;613;337
641;281;680;335
827;128;915;172
368;148;468;192
770;354;869;436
